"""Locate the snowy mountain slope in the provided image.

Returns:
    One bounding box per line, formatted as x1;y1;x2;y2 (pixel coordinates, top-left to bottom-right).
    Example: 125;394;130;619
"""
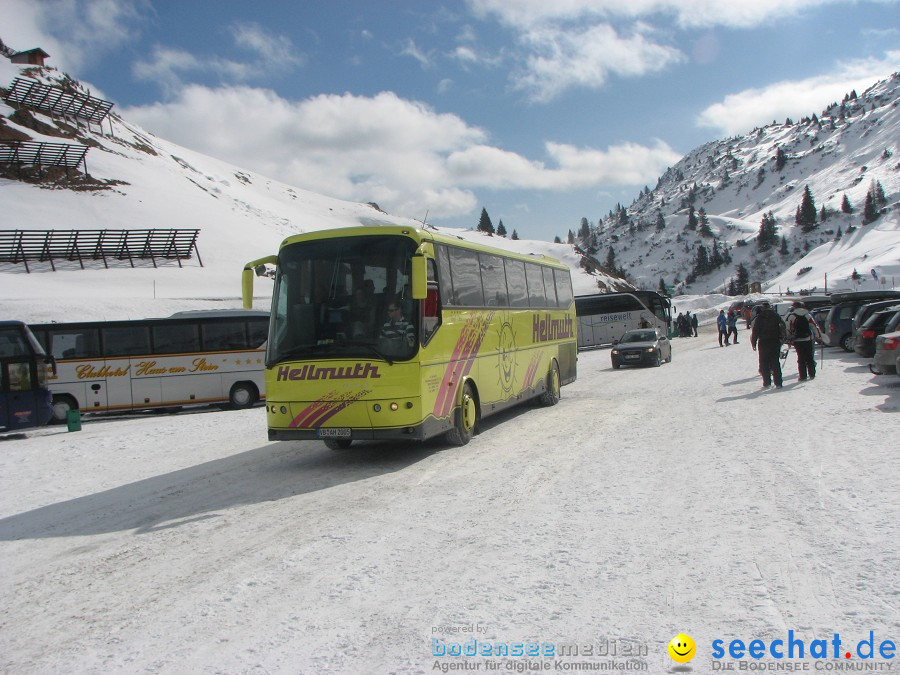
588;72;900;294
0;60;626;323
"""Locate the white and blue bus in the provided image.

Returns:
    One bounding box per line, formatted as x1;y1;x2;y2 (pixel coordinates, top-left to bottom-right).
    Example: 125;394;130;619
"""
31;310;269;422
575;291;672;349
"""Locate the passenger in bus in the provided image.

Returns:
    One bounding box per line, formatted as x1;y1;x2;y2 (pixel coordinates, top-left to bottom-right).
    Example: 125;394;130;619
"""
379;302;415;352
348;287;375;338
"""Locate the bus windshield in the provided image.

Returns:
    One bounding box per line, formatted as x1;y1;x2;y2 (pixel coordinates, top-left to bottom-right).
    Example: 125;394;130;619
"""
269;235;419;365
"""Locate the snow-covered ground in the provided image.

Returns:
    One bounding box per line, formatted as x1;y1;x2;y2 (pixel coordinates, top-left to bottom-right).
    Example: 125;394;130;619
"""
2;324;898;674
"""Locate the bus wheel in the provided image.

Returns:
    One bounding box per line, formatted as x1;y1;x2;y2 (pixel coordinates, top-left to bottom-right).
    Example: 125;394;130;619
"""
51;395;78;424
446;382;477;446
539;361;560;406
324;439;352;451
229;382;257;409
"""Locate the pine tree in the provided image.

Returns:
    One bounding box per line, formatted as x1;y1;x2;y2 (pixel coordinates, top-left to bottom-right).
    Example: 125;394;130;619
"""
511;230;519;240
757;211;778;252
841;194;852;214
819;205;827;222
698;207;714;237
780;235;789;255
863;190;879;224
477;208;494;235
797;185;817;232
553;235;562;243
873;179;887;207
658;278;667;294
655;211;666;232
710;240;723;268
567;230;575;245
693;245;710;276
687;205;698;230
835;227;843;241
496;220;507;237
578;217;591;244
605;246;617;272
735;263;750;295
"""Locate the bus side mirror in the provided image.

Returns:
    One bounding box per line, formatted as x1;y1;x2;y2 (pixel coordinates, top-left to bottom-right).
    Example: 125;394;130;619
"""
411;256;427;300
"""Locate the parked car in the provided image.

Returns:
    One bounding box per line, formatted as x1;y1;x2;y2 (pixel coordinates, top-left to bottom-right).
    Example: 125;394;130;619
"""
823;290;900;351
809;306;831;343
728;300;746;320
610;329;672;368
851;299;900;344
870;330;900;375
855;306;900;358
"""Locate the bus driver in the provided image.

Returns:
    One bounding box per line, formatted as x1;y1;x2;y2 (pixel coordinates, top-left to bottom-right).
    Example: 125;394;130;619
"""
379;302;415;352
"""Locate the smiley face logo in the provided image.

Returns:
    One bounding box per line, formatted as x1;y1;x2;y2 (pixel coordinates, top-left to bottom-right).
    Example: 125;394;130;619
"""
667;633;696;663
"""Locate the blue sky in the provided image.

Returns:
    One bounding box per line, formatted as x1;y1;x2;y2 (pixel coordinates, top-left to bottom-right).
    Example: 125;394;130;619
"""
5;0;900;241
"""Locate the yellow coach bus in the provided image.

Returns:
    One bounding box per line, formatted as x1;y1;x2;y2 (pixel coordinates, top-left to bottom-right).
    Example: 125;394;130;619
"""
243;225;576;449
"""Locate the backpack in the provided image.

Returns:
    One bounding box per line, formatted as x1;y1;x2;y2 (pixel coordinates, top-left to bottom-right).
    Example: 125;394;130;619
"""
791;313;811;340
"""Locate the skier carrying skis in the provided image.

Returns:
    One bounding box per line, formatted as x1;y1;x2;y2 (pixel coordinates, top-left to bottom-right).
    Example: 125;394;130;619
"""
785;300;822;381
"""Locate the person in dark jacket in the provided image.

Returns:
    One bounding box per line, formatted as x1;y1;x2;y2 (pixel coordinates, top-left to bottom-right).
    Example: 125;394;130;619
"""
785;300;822;381
750;301;786;389
691;312;699;337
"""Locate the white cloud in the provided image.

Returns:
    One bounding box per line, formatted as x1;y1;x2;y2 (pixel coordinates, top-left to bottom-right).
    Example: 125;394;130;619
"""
133;23;303;93
513;22;684;101
447;140;681;189
123;86;679;220
466;0;861;29
2;0;146;72
465;0;897;101
696;51;900;135
229;22;305;69
400;39;433;67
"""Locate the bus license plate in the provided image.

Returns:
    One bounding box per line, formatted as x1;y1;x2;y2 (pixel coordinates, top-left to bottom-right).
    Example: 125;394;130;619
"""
318;428;351;438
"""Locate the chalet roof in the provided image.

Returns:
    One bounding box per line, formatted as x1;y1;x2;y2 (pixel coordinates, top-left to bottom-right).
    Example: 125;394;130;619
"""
13;48;51;58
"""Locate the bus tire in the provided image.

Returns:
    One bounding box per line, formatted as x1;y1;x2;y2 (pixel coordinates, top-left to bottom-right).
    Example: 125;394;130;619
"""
50;394;78;424
324;439;352;451
539;361;561;406
229;382;258;409
446;382;477;446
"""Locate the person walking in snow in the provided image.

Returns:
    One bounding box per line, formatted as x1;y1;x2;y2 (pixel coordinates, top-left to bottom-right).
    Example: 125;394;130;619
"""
785;300;821;381
750;301;786;389
716;309;729;346
691;312;698;337
727;309;739;344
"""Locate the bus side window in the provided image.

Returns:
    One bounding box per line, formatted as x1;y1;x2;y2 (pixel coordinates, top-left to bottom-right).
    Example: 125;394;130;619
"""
50;329;101;360
421;259;441;343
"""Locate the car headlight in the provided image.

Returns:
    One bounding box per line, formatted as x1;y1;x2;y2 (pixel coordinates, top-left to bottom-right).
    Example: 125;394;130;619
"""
611;349;620;355
647;347;656;352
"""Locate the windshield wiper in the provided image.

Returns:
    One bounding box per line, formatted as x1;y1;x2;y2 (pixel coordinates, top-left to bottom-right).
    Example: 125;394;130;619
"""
343;341;394;365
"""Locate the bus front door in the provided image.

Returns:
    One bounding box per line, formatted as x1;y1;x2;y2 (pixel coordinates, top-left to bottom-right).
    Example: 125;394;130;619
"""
1;359;51;430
